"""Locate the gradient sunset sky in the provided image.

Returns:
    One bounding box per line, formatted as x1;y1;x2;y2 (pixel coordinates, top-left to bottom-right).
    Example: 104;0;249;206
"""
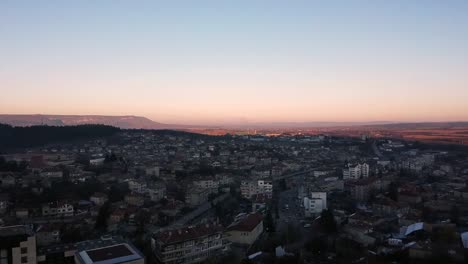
1;1;468;125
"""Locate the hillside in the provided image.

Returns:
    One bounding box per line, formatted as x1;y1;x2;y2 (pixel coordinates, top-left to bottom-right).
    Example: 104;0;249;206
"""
0;114;186;130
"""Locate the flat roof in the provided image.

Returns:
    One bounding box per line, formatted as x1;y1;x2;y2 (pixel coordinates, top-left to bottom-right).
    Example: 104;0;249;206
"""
77;243;143;264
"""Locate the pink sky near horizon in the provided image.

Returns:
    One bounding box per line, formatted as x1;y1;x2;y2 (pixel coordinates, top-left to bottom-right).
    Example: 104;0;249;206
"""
1;1;468;125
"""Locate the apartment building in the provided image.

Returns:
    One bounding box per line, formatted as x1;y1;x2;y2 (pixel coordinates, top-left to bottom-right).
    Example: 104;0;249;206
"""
240;180;273;199
75;241;144;264
185;187;213;207
343;163;369;180
192;179;219;190
42;202;74;217
225;213;263;245
151;223;227;264
303;192;327;217
0;225;37;264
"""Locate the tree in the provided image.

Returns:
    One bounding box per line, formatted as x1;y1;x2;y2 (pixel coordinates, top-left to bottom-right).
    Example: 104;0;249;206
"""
305;237;328;256
319;209;337;234
450;205;459;225
264;210;275;233
95;202;110;231
388;182;399;201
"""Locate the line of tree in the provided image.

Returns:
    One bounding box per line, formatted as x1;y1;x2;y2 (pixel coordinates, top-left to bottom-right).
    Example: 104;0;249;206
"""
0;123;120;148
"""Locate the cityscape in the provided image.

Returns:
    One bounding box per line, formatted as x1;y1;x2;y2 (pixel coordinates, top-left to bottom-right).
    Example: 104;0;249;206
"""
1;1;468;264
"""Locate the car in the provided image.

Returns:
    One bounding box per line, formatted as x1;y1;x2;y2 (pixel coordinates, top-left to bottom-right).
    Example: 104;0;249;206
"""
303;224;311;228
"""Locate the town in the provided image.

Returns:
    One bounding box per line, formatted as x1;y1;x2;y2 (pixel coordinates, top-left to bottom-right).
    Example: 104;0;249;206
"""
1;127;468;264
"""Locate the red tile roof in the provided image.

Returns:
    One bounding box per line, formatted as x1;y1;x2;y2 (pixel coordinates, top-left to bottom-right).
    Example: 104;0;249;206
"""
227;213;263;232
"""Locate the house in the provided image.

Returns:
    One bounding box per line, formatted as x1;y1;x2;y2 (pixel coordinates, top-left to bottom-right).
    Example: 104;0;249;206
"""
147;183;166;202
151;222;227;264
0;193;9;214
39;168;63;179
127;179;148;194
90;192;108;206
185;186;212;207
15;208;29;219
42;201;74;217
251;193;270;212
225;213;264;246
124;193;145;207
89;158;105;166
36;225;60;246
0;172;16;188
193;178;219;190
110;209;126;224
453;186;468;199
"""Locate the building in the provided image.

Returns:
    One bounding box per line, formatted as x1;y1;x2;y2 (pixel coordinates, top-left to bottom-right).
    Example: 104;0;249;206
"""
251;194;270;212
145;166;160;177
0;173;16;188
124;193;145;207
343;163;369;180
90;193;108;206
192;179;219;190
151;222;227;264
185;187;212;207
42;201;74;217
240;180;273;199
39;168;63;180
148;184;166;202
75;240;144;264
303;192;327;217
0;193;9;214
37;236;142;264
0;225;37;264
127;180;148;194
225;213;264;245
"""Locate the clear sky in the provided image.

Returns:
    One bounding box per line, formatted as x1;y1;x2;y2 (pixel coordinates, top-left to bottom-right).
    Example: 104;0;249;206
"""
1;1;467;125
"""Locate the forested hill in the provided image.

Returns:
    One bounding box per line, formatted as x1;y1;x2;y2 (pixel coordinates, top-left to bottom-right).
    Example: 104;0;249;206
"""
0;124;120;149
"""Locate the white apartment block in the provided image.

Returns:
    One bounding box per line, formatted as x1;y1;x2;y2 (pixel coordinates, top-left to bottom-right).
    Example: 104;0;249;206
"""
0;226;37;264
240;180;273;199
127;179;148;194
42;202;74;217
343;163;369;180
193;179;219;190
303;192;327;217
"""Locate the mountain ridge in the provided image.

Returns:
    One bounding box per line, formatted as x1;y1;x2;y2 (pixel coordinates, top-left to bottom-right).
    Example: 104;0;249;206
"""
0;114;187;129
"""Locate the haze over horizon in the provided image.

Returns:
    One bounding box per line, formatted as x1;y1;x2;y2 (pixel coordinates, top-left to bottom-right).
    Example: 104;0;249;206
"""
1;1;468;125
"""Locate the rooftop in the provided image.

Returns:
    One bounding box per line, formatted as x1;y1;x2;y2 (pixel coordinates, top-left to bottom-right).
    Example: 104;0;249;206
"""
0;225;34;237
227;213;263;232
75;237;144;264
154;222;223;245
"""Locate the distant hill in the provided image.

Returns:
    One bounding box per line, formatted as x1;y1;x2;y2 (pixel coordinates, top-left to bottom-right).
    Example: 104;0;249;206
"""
0;114;187;130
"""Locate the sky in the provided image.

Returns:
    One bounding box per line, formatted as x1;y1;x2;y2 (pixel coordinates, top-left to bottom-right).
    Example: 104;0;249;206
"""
1;1;468;125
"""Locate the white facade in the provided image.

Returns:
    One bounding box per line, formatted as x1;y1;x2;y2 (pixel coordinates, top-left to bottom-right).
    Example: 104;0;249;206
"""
240;180;273;199
127;179;148;194
193;179;219;190
343;163;369;180
42;202;74;217
303;192;327;217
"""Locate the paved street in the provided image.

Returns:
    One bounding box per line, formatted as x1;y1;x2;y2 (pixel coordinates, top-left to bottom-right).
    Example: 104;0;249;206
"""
275;176;314;248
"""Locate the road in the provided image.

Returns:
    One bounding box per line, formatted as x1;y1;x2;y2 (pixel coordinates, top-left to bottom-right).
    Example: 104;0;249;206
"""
275;176;314;248
371;140;383;158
